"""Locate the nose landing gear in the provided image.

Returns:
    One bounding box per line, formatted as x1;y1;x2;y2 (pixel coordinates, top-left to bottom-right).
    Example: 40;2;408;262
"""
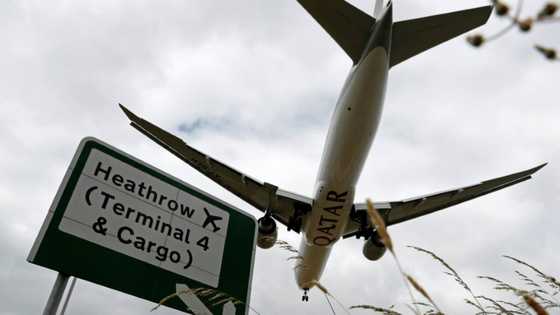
302;289;309;302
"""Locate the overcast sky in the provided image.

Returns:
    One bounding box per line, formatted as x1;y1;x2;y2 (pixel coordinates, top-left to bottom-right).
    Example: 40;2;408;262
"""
1;0;559;314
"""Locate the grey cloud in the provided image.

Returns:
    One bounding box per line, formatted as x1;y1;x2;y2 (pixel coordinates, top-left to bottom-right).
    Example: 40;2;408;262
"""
1;0;558;314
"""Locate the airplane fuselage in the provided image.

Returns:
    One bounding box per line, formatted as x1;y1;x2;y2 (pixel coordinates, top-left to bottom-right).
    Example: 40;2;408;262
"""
295;6;392;289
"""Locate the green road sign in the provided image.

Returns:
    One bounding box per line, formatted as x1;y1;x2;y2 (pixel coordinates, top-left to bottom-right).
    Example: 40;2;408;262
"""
28;137;257;314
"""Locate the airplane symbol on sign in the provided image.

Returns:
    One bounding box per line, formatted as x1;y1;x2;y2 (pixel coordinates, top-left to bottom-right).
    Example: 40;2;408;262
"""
202;208;222;233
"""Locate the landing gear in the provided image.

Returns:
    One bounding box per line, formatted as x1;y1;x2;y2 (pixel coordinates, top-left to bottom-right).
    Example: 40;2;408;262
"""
288;202;311;232
302;289;309;302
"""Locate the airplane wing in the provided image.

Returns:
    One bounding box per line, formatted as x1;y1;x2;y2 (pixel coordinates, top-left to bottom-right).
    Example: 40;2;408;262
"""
343;164;546;238
119;105;312;233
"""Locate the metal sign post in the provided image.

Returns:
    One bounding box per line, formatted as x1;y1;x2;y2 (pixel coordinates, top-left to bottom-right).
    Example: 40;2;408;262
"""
42;273;70;315
60;277;77;315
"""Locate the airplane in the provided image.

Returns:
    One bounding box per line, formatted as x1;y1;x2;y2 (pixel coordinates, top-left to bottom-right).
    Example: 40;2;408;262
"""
202;208;223;233
119;0;546;302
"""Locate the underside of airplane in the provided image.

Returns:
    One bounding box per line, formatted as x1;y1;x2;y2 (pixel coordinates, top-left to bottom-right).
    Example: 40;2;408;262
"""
119;0;546;300
119;104;545;269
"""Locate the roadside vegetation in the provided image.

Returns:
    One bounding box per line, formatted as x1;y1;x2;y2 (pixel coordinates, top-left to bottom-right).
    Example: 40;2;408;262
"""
343;200;559;315
153;198;558;314
466;1;559;61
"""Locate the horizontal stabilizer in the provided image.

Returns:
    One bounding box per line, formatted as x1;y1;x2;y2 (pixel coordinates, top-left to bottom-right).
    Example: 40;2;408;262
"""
344;163;546;237
297;0;375;64
390;5;492;67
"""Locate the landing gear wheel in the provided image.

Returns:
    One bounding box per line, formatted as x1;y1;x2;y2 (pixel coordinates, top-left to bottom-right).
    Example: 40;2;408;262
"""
302;289;309;302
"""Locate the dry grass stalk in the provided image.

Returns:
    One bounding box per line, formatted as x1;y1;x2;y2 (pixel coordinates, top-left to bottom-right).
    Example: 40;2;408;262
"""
274;240;309;271
288;255;310;273
275;240;299;255
309;279;351;315
496;299;530;314
476;295;515;314
366;199;420;315
479;271;558;313
151;287;248;314
208;292;230;302
408;246;485;313
464;299;487;314
503;255;560;293
152;288;200;311
413;301;432;308
350;304;402;314
527;291;560;310
523;294;549;315
406;274;442;314
404;247;558;314
404;304;420;315
481;255;560;309
413;301;441;314
516;270;542;289
211;297;237;307
275;240;308;273
479;275;524;294
311;279;329;295
366;199;393;253
532;293;560;310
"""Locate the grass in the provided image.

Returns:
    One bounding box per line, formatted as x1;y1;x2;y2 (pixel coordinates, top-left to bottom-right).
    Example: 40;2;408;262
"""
151;286;262;315
152;199;557;314
349;199;559;315
151;287;245;312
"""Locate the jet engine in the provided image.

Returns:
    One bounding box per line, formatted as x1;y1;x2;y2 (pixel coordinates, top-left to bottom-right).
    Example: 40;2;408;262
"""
362;232;386;261
256;216;277;249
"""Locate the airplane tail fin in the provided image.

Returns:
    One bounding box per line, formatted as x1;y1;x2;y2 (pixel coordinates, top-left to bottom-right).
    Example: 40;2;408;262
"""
373;0;384;18
390;5;493;67
297;0;375;64
298;1;492;66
